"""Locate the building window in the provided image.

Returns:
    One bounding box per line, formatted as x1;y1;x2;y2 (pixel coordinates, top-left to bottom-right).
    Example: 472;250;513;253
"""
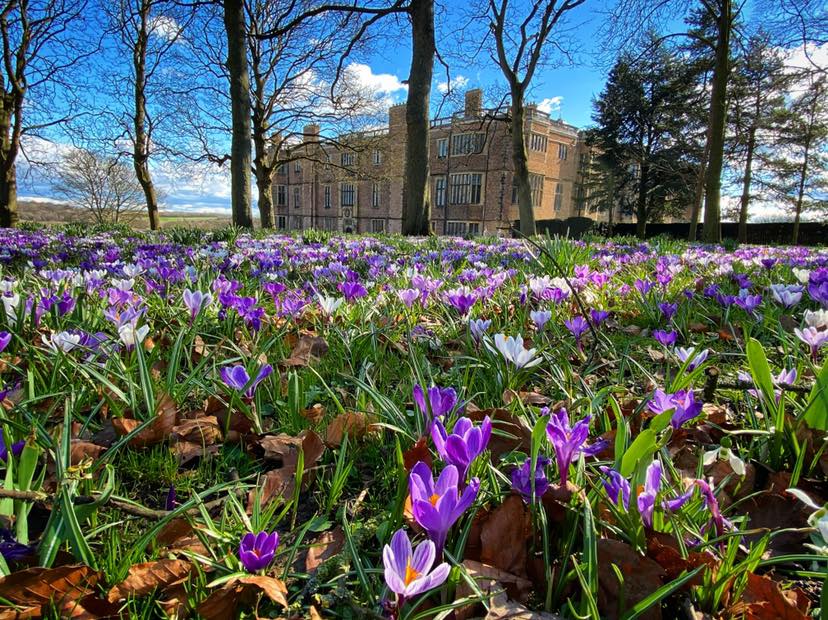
293;187;301;208
511;173;544;206
277;164;287;175
579;152;589;169
294;160;302;173
558;143;568;160
468;222;480;236
446;221;467;236
291;215;303;230
341;183;356;207
372;149;382;165
529;133;548;152
451;133;485;156
371;219;385;233
449;172;482;205
341;152;355;167
319;216;337;231
277;215;287;230
323;185;331;209
372;182;381;208
434;177;446;208
437;138;448;159
554;183;563;211
276;185;287;207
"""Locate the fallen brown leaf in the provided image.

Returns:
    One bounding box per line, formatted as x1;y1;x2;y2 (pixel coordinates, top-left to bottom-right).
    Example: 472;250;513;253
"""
107;559;193;602
197;575;288;619
324;412;380;447
468;408;531;459
171;416;222;445
729;572;810;619
0;565;100;608
301;403;325;424
480;495;531;577
112;392;178;447
305;527;345;573
281;334;328;367
403;437;432;471
597;539;665;620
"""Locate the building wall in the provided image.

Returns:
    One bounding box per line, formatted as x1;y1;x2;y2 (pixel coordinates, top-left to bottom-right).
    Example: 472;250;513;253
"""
274;90;624;235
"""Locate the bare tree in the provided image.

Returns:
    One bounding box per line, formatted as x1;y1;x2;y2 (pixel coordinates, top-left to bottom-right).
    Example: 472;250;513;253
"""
486;0;586;236
102;0;195;230
0;0;93;227
52;149;146;225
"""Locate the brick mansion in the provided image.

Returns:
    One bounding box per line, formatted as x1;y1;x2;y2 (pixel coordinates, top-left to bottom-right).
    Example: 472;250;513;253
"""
272;89;607;236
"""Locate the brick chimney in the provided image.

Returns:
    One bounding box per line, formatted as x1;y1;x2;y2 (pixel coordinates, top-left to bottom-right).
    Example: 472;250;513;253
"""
303;124;320;142
464;89;482;117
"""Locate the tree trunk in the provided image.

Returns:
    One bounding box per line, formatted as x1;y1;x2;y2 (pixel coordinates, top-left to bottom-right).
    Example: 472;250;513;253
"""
223;0;253;229
256;172;274;229
635;163;648;239
0;104;17;228
737;125;756;243
401;0;434;236
688;135;710;242
792;138;811;245
133;0;160;231
701;0;732;243
511;98;536;236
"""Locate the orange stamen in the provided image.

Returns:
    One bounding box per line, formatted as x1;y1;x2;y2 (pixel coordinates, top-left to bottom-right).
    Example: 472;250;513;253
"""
404;559;421;585
429;493;440;506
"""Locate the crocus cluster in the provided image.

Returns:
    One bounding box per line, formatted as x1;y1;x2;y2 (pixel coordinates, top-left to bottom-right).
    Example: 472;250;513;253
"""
413;384;457;423
647;388;703;430
431;416;491;481
545;408;606;486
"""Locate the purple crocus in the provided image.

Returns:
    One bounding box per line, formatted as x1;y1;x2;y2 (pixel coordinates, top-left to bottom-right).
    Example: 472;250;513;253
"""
409;462;479;555
397;288;420;308
413;384;458;423
564;316;589;351
599;466;630;510
734;290;762;316
239;531;279;572
590;309;610;325
220;363;273;399
468;318;492;343
0;430;25;463
545;408;604;486
430;416;491;481
694;478;732;539
339;281;367;302
445;287;476;315
0;331;10;353
530;309;552;331
165;484;178;511
183;289;212;323
383;528;449;606
658;302;678;322
0;529;31;561
636;460;694;528
770;284;802;308
653;329;678;348
646;389;703;430
511;456;549;503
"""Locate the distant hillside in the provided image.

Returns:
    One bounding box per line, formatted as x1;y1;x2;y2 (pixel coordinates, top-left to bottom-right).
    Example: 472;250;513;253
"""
17;200;232;230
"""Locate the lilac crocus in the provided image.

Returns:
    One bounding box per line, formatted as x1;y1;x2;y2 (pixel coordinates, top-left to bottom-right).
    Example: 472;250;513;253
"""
545;408;604;486
676;346;709;371
530;309;552;331
183;289;212;322
383;528;449;605
431;416;491;481
795;326;828;361
646;389;703;430
339;281;367;302
0;331;10;353
734;290;762;315
409;462;479;555
397;288;420;308
445;287;476;315
770;284;802;308
220;363;273;399
413;384;457;422
653;329;678;348
636;460;694;528
511;456;549;503
468;318;492;343
239;531;279;572
599;466;630;510
694;478;732;538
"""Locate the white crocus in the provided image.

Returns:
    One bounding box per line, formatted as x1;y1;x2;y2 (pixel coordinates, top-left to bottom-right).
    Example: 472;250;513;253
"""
793;268;810;285
42;331;81;353
2;293;20;326
702;444;746;476
317;294;344;316
111;278;134;292
122;264;144;278
118;323;149;348
0;280;15;294
489;333;542;369
804;309;828;330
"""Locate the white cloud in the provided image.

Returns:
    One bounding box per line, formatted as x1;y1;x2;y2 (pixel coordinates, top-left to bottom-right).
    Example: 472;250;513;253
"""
783;42;828;75
149;16;182;42
537;96;563;116
343;63;407;97
437;75;469;94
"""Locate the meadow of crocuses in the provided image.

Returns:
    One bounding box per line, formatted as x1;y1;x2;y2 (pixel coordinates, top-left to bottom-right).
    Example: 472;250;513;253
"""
0;226;827;619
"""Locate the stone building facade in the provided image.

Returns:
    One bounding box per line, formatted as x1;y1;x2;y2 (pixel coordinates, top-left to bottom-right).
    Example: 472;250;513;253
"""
273;89;610;235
